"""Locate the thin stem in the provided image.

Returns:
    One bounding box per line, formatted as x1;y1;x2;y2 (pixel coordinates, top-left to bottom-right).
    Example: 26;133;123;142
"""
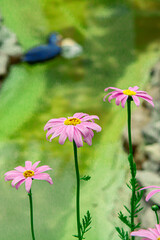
73;141;82;240
155;211;159;224
28;189;36;240
127;98;135;240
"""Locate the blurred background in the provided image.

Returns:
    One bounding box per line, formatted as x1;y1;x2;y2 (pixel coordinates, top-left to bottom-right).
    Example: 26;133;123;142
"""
0;0;160;239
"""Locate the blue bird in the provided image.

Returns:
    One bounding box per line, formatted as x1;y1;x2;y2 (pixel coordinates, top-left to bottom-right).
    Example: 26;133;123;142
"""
22;33;61;64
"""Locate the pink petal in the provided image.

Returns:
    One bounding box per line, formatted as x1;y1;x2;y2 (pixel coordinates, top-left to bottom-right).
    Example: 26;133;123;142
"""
47;177;53;184
104;87;123;92
49;126;65;141
35;166;52;174
156;225;160;235
146;189;160;202
5;172;23;181
25;177;32;193
47;118;66;123
59;128;67;145
25;161;32;170
16;179;25;190
73;113;88;118
75;125;90;137
84;133;93;146
103;91;118;101
66;125;74;142
44;122;64;131
14;166;26;172
129;86;139;91
11;176;25;187
5;170;19;176
115;95;127;106
46;125;64;140
121;96;128;108
82;115;99;121
73;128;83;147
131;229;157;239
148;228;159;237
140;186;160;191
108;92;123;103
132;95;140;106
31;161;41;170
136;93;153;100
137;96;154;107
33;173;51;180
82;122;102;132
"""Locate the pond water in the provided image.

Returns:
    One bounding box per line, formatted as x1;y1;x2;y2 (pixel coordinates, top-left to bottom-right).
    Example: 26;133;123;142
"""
0;0;160;239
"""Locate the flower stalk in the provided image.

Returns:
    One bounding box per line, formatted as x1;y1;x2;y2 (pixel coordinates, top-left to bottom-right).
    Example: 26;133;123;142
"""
127;97;136;240
73;140;82;240
152;205;160;224
28;189;36;240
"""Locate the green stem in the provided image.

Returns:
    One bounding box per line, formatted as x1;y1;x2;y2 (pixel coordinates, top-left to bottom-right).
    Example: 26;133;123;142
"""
73;141;82;240
127;98;135;240
28;189;36;240
155;211;159;224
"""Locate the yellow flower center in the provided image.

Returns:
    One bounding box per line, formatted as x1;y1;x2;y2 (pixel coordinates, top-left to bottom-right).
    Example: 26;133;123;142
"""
123;89;136;96
23;170;34;178
157;237;160;240
64;117;81;126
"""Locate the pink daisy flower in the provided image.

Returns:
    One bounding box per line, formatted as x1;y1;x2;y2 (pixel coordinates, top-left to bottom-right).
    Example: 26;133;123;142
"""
140;186;160;202
103;86;154;108
44;112;102;148
131;224;160;240
5;161;53;193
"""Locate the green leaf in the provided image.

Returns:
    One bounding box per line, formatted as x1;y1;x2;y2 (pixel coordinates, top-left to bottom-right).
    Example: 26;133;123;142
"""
81;175;91;181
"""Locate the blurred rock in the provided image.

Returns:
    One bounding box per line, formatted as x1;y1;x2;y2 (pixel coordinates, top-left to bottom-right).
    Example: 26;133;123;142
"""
144;144;160;163
142;121;160;144
0;16;23;79
0;52;9;79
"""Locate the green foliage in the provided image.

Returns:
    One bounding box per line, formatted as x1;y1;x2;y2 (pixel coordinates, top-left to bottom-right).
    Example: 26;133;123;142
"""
115;227;129;240
81;175;91;181
74;211;92;239
117;153;144;239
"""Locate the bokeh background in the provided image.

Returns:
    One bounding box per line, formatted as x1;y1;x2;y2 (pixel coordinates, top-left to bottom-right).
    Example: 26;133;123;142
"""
0;0;160;239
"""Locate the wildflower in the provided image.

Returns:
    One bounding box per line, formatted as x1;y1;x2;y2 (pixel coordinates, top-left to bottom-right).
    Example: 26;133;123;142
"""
140;186;160;202
44;112;101;147
5;161;53;193
103;86;154;108
131;224;160;240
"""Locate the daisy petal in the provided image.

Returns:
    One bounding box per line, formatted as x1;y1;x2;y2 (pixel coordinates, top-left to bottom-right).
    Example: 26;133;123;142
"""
32;161;41;170
66;125;74;142
16;179;25;190
11;176;25;187
132;95;140;106
25;177;32;193
73;128;83;147
25;161;32;170
15;166;26;172
35;166;52;174
146;189;160;202
121;96;128;108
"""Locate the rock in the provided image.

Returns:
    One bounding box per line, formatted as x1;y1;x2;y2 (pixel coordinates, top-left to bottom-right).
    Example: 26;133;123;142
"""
0;26;22;64
143;160;160;172
0;20;23;78
142;121;160;144
144;143;160;163
150;61;160;86
136;170;160;205
0;52;9;79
